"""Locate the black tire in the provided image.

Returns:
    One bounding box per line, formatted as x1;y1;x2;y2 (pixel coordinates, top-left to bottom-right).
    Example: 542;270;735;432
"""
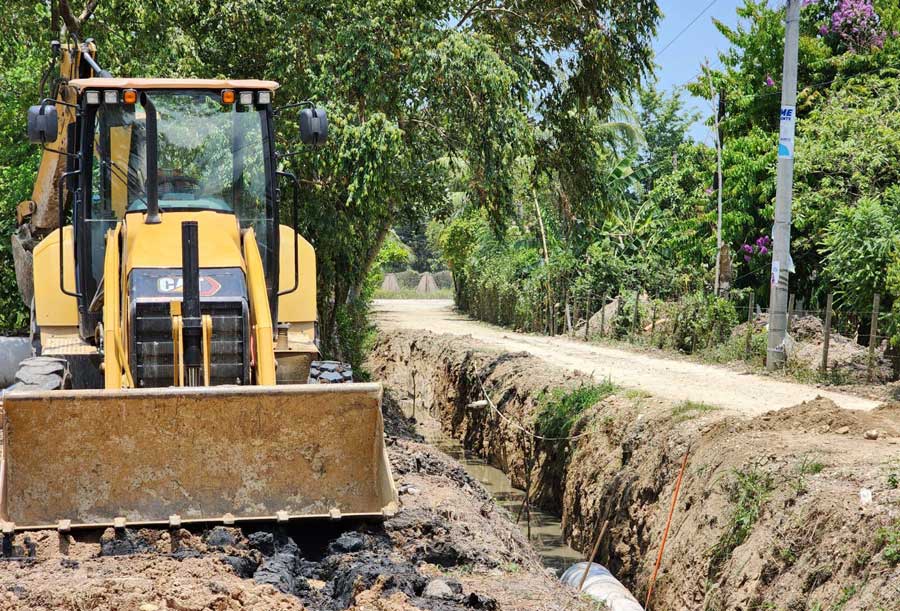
307;360;353;384
8;356;70;392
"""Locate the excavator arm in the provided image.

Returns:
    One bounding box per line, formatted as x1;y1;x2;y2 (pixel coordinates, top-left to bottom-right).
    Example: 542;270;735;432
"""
11;39;105;307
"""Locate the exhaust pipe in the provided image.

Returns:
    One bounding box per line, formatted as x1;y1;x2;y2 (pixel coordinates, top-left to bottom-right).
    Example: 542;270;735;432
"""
181;221;203;386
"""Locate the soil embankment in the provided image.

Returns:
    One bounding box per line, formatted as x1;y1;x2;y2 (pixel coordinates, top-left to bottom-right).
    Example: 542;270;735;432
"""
372;299;879;413
0;399;589;611
370;330;900;610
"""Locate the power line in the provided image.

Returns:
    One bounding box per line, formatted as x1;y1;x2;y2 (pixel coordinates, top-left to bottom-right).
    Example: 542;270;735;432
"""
656;0;721;58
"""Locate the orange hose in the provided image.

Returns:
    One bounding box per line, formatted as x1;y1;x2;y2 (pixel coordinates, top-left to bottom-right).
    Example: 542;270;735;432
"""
645;445;690;610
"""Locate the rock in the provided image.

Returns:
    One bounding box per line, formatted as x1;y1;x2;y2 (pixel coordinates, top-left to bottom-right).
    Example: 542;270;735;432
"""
99;528;153;557
835;426;850;435
247;531;275;556
467;593;499;609
423;578;454;599
204;527;237;549
330;532;366;553
139;604;159;611
864;429;879;440
223;554;259;579
253;539;301;594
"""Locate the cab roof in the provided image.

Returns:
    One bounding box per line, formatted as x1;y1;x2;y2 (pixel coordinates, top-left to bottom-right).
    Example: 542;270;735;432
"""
69;78;279;92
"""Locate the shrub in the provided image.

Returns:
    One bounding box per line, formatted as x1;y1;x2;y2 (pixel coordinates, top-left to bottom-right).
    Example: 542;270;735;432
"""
535;381;617;439
671;292;739;353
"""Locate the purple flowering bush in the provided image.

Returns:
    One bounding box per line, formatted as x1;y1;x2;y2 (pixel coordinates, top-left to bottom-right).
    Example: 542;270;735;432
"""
741;235;771;264
804;0;890;51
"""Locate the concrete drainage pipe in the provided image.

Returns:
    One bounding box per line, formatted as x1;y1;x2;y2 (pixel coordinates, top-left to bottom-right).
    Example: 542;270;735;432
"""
0;337;32;387
561;562;644;611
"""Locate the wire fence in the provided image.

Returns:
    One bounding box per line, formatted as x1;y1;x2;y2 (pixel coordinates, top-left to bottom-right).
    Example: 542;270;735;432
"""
459;284;898;384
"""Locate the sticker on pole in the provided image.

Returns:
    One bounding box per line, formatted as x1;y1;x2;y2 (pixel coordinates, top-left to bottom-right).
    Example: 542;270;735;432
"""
778;106;796;159
771;260;781;286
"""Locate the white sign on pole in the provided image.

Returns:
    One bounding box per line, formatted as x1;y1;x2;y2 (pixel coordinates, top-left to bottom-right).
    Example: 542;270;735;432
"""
771;260;780;286
778;105;796;159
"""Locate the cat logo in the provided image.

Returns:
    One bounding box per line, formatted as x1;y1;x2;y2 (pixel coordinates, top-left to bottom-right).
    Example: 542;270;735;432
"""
157;276;223;297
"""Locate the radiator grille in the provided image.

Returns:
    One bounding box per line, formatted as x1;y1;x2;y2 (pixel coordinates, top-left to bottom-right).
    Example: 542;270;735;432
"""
131;301;248;388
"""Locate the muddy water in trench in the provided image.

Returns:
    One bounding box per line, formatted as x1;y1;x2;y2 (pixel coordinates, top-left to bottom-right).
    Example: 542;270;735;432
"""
398;398;583;575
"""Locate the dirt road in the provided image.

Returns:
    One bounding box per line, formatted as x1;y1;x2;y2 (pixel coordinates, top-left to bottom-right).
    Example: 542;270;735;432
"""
373;299;880;415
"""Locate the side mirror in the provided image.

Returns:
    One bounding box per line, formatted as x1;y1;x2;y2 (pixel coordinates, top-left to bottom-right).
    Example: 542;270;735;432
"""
27;104;59;144
299;108;328;146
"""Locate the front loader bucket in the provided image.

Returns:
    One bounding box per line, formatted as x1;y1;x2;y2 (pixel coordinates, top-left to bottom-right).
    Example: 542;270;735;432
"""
0;383;398;531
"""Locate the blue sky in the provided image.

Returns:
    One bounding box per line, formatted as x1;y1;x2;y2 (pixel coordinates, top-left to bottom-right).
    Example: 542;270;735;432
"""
653;0;749;142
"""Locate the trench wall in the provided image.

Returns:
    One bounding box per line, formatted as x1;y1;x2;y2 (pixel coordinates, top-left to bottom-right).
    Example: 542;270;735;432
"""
369;329;900;611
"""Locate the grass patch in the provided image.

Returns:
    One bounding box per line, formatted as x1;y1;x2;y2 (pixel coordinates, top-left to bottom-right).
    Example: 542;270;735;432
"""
535;380;618;439
790;454;826;496
875;520;900;566
374;288;453;299
671;400;719;422
709;465;775;578
700;327;767;367
624;388;652;399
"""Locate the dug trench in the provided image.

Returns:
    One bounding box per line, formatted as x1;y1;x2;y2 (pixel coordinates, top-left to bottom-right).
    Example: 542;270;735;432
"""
369;330;900;610
0;389;591;610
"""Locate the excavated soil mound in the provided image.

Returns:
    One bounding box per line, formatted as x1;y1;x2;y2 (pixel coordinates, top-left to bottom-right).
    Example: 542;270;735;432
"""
733;313;894;381
370;329;900;611
0;395;589;611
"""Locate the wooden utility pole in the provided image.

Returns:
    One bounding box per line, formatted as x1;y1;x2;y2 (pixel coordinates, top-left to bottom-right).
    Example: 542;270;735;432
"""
767;0;801;371
532;191;552;336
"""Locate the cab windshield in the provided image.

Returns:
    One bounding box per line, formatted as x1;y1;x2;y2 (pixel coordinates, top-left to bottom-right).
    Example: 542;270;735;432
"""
85;90;274;293
91;91;268;217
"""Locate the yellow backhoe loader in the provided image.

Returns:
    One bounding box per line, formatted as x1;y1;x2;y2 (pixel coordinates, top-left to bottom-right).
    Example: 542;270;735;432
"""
0;41;397;534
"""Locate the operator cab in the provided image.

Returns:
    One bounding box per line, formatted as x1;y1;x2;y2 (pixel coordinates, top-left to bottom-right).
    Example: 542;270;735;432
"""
74;80;282;340
26;77;328;386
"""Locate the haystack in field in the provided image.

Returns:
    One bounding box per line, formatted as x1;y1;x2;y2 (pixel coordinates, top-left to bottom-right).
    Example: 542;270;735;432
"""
381;273;400;292
416;272;439;294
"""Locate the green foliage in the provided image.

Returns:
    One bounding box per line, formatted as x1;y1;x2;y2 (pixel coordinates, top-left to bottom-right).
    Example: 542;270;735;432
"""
377;232;414;274
535;381;617;440
0;7;45;331
875;520;900;566
0;0;659;365
709;465;775;578
822;197;899;312
671;293;739;354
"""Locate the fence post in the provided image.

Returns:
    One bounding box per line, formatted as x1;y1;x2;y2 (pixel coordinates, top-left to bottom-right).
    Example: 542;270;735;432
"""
650;299;658;344
821;293;833;374
787;293;796;333
552;302;558;337
584;294;592;340
630;289;640;343
565;301;573;336
867;293;881;383
744;290;755;359
600;294;607;338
